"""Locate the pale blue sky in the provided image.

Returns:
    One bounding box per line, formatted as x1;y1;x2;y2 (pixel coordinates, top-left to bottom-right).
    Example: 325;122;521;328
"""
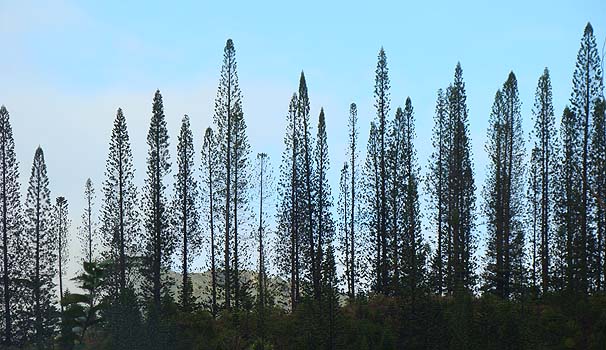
0;0;604;282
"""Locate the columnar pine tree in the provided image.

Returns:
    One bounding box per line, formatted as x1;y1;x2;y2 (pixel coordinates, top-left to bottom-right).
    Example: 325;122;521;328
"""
427;90;449;295
173;115;200;311
142;90;173;311
296;73;318;299
554;106;581;292
277;94;302;310
362;122;381;292
386;106;406;294
101;108;140;295
313;108;335;300
528;146;541;296
24;147;57;348
446;63;477;293
338;163;351;297
374;47;391;293
230;91;251;309
347;103;358;298
53;196;69;311
79;179;97;264
482;73;526;299
569;22;603;294
530;68;557;295
591;98;606;291
0;106;24;346
400;98;425;297
213;39;244;310
201;127;219;316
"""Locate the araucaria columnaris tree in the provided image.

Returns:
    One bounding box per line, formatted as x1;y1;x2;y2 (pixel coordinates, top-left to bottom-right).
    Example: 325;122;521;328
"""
277;93;302;309
446;63;477;293
372;47;390;293
0;106;25;346
313;108;335;300
482;73;526;299
213;39;250;309
346;103;359;298
101;108;140;295
79;179;97;264
362;121;381;293
591;97;606;291
53;196;70;311
569;22;603;294
24;147;57;348
338;162;352;298
529;68;556;295
201;127;219;316
427;89;449;295
173;114;201;311
142;90;173;311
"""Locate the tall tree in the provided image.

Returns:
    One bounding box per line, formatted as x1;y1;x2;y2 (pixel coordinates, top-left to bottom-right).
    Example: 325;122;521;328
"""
53;196;70;312
427;90;449;295
530;68;557;295
277;93;302;309
79;179;97;264
374;47;391;293
213;39;244;310
446;63;477;293
296;73;318;299
173;115;200;311
362;122;381;292
554;106;581;292
0;106;24;346
400;98;426;297
338;163;352;298
527;146;541;296
24;147;57;348
591;97;606;291
313;108;335;300
347;103;359;298
142;90;173;311
569;22;603;294
201;127;219;317
482;73;526;299
101;108;140;295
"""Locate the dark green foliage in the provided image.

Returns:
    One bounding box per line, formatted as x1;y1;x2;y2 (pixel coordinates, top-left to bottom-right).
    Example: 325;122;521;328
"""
78;178;97;265
482;73;526;299
24;147;58;349
173;115;201;312
0;106;26;346
100;108;140;296
103;286;145;350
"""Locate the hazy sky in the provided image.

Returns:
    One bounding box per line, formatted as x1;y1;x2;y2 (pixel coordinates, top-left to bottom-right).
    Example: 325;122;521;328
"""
0;0;605;287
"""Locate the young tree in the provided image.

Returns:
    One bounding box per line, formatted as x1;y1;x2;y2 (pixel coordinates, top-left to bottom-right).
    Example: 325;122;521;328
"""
173;115;201;311
101;108;140;295
0;106;25;346
79;179;97;264
427;90;449;295
446;63;477;293
313;108;335;300
24;147;57;348
53;196;70;312
142;90;173;311
569;22;603;294
530;68;557;295
482;73;526;299
201;127;219;316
